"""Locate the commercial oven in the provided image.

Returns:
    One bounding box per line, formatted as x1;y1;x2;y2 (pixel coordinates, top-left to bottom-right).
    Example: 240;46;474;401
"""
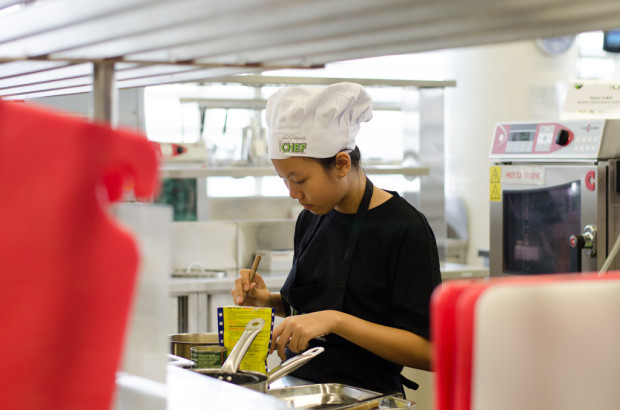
489;119;620;276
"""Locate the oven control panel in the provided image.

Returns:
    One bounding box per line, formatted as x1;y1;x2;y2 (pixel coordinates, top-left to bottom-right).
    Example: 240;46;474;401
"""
489;119;620;161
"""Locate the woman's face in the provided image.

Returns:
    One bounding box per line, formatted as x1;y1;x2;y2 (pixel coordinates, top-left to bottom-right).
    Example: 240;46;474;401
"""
272;156;347;215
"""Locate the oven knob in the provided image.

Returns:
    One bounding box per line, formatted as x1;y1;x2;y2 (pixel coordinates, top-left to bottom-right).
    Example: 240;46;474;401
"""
555;129;570;145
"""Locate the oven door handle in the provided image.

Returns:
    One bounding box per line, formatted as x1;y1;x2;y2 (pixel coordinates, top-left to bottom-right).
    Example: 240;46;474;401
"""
570;225;597;272
569;234;584;272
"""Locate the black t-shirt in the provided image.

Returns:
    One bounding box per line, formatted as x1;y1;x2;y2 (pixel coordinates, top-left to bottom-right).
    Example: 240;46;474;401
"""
280;191;442;394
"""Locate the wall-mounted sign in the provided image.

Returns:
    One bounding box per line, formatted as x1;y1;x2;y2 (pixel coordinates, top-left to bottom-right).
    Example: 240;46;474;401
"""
562;80;620;119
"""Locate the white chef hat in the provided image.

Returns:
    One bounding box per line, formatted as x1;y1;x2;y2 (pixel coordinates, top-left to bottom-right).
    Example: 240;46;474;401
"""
265;82;373;159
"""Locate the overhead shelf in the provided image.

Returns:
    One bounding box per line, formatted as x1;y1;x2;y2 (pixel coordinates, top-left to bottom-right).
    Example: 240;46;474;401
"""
180;97;431;112
1;0;620;99
160;164;430;179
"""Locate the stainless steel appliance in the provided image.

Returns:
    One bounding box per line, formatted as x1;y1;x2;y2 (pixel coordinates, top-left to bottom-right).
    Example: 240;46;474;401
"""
489;119;620;276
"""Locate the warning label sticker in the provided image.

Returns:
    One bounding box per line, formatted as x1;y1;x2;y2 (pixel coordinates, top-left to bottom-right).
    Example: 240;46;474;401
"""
490;166;501;202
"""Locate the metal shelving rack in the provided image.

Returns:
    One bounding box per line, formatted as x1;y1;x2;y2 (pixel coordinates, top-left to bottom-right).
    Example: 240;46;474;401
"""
3;0;620;113
2;0;619;214
165;74;456;179
160;165;431;179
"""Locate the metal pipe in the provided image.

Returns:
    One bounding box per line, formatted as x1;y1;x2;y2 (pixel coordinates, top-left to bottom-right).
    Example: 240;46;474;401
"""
92;61;117;125
599;232;620;275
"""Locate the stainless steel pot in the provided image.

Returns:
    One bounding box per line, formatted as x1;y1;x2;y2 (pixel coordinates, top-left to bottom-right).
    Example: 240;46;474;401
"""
193;346;324;393
170;332;219;360
190;316;323;392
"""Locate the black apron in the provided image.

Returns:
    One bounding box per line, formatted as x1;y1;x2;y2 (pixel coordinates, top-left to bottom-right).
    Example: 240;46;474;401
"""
282;177;374;313
280;178;420;393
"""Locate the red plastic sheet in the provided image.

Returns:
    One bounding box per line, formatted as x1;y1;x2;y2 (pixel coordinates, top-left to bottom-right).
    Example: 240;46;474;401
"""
0;101;159;410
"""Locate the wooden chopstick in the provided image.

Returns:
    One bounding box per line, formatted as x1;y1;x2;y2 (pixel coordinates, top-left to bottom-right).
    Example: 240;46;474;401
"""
248;254;261;283
242;254;262;302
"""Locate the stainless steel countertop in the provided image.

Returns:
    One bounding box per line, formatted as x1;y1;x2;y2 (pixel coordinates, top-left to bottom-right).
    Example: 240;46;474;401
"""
440;262;489;280
170;270;289;294
169;263;488;294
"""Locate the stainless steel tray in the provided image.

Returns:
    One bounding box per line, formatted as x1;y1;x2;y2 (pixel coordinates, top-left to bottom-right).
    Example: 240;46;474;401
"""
266;383;415;409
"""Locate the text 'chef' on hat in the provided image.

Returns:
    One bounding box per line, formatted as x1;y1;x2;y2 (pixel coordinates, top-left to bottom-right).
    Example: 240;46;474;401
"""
266;82;373;159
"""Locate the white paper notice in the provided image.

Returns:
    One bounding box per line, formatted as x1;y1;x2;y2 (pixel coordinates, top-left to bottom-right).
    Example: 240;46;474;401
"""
562;80;620;119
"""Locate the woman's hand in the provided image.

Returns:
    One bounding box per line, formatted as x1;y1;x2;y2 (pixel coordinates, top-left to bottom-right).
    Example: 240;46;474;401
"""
270;310;338;360
270;310;433;370
231;269;271;307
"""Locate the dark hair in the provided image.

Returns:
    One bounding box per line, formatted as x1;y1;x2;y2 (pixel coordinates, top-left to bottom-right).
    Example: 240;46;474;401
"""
314;146;362;172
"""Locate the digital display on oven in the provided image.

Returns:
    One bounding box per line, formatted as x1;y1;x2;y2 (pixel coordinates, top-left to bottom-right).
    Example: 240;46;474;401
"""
506;128;537;153
503;181;581;274
508;131;535;142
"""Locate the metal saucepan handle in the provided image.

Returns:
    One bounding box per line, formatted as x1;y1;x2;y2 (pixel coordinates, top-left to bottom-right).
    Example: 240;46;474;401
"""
220;318;265;374
167;354;195;368
266;346;325;384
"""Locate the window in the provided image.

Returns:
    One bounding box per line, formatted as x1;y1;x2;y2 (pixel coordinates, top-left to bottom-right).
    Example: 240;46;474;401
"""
577;31;619;79
144;52;447;198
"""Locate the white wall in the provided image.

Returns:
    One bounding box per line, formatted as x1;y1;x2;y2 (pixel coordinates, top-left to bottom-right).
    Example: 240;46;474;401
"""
444;39;578;266
302;42;579;267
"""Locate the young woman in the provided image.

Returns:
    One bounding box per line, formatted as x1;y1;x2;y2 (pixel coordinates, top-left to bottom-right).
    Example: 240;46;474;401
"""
231;82;442;394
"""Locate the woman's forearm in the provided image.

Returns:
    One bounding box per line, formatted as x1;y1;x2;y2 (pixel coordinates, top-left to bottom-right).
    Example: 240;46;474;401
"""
269;292;288;317
330;311;432;370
